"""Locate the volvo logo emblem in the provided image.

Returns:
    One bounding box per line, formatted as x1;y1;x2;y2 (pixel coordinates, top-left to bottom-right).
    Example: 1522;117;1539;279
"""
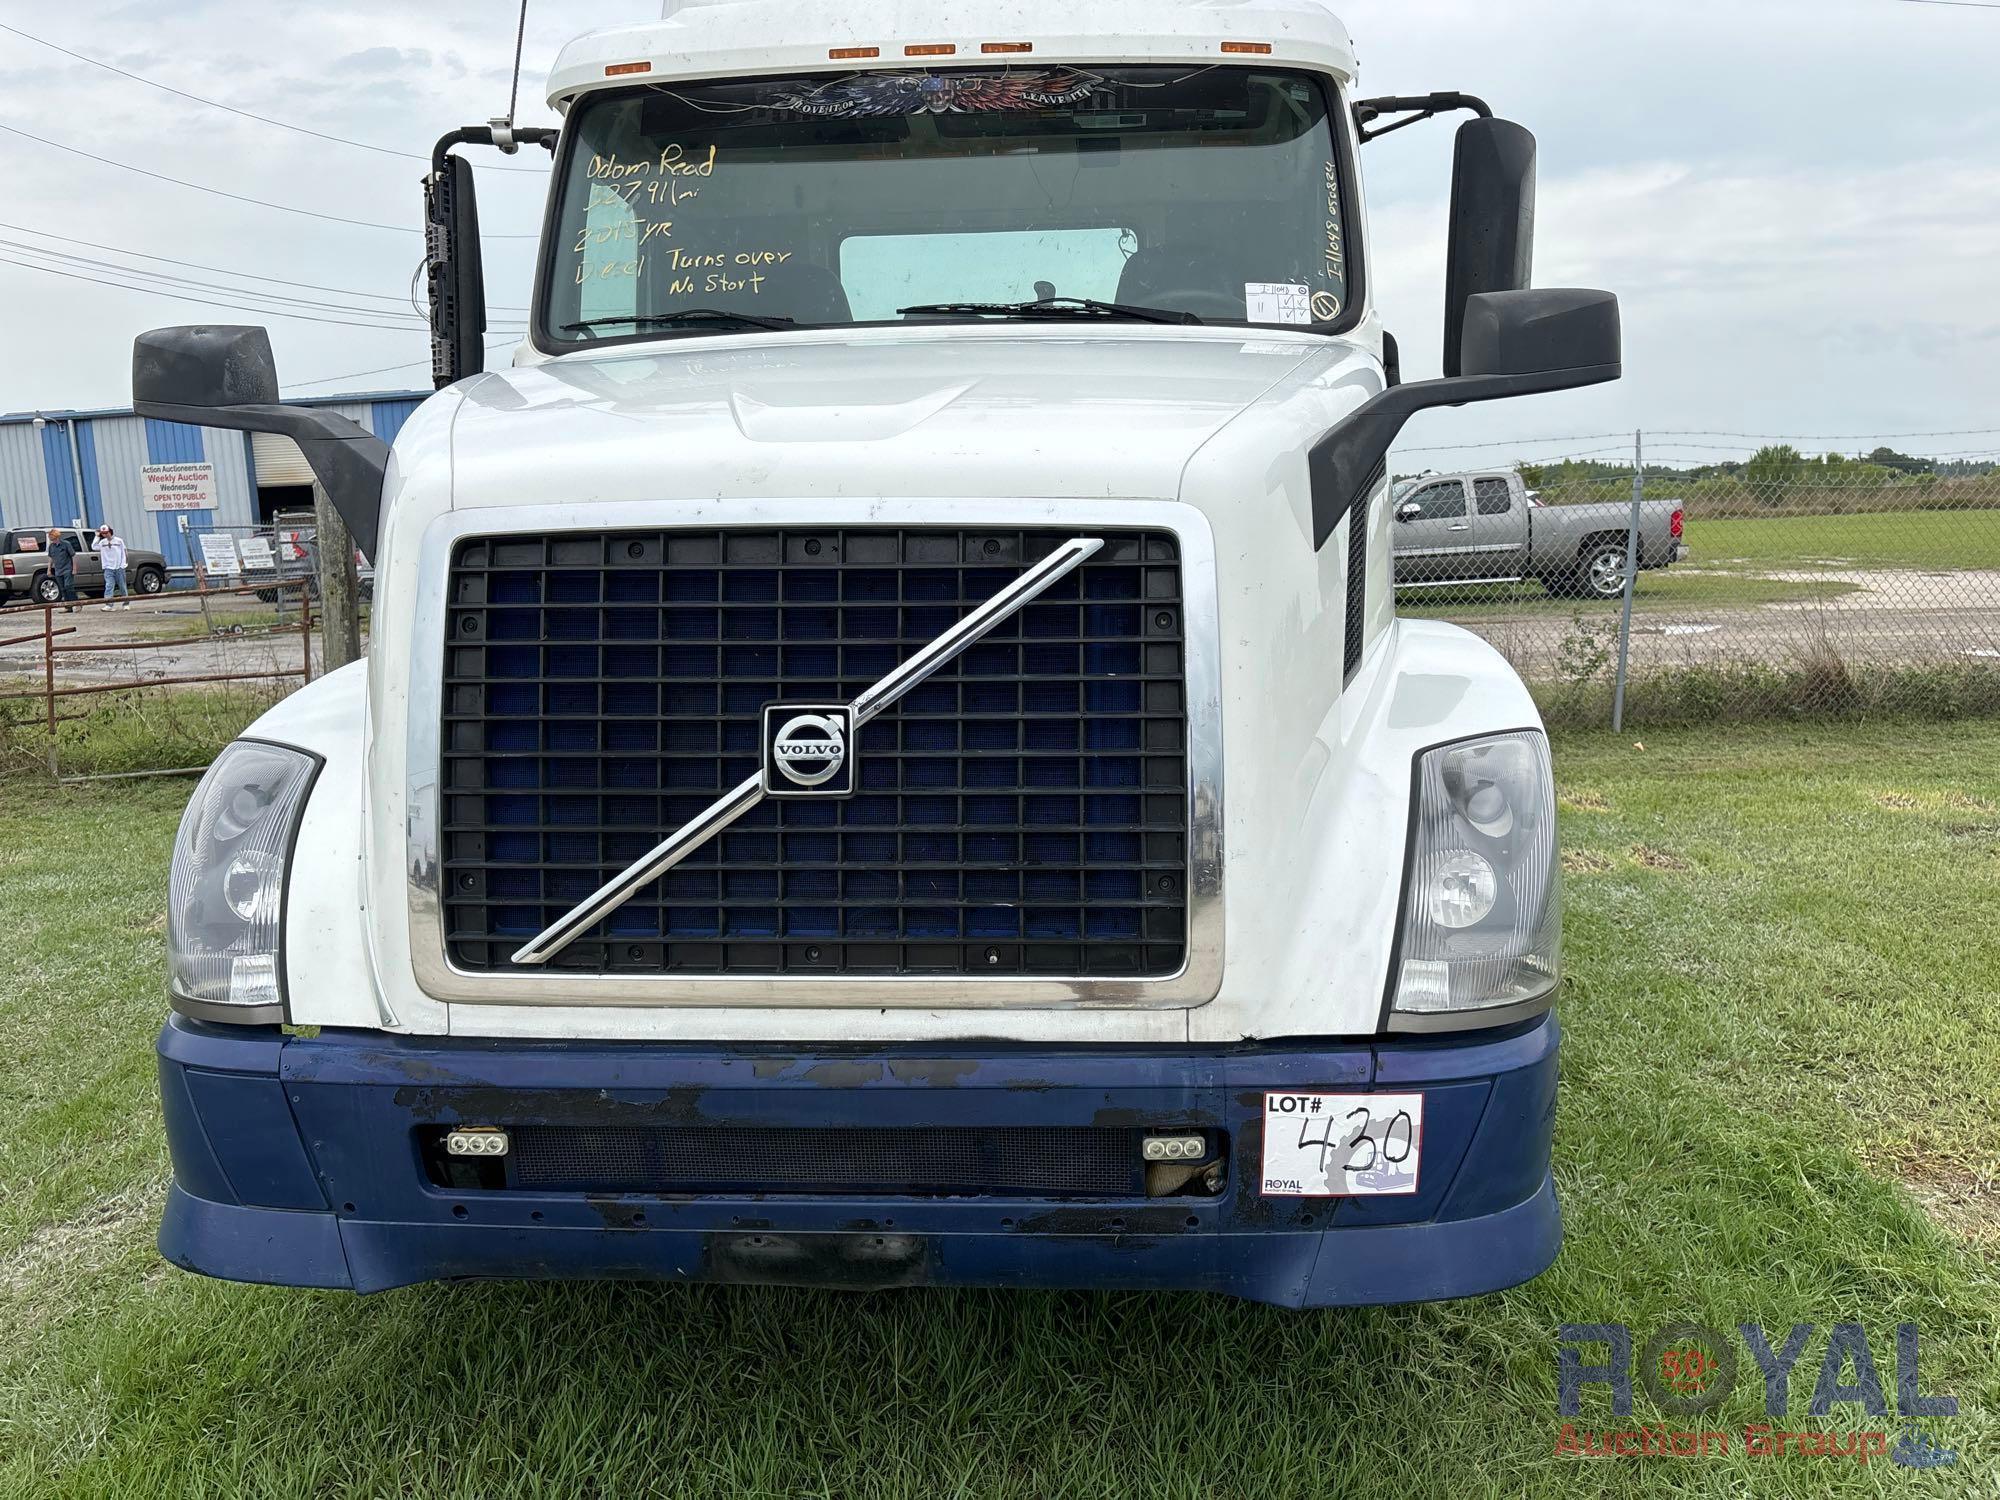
760;704;856;798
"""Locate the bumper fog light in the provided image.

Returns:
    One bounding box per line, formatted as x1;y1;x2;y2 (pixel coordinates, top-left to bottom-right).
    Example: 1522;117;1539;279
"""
445;1128;511;1158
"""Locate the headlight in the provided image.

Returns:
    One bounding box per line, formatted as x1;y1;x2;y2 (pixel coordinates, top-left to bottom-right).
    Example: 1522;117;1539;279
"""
168;740;318;1019
1391;730;1559;1024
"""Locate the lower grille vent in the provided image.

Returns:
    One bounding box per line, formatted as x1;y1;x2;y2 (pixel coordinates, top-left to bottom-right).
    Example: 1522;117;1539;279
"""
504;1124;1146;1198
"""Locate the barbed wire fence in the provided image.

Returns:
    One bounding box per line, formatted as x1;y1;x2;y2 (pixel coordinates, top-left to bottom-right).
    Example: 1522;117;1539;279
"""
1389;428;2000;729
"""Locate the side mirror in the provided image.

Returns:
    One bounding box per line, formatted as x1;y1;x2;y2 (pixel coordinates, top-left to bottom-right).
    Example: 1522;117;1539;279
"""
1306;287;1619;550
1395;501;1423;523
1443;118;1536;377
132;326;389;558
425;151;487;388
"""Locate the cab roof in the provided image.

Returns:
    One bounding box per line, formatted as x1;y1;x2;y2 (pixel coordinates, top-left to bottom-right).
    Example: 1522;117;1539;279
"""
548;0;1357;111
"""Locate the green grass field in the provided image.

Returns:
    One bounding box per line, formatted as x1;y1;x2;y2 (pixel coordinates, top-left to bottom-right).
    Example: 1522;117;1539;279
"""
1683;508;2000;573
1;723;1995;1496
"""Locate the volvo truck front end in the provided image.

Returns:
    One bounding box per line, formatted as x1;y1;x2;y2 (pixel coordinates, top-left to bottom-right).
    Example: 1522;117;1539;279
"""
138;0;1618;1307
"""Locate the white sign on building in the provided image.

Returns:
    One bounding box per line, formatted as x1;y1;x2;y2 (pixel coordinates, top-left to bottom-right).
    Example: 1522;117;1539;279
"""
141;461;217;512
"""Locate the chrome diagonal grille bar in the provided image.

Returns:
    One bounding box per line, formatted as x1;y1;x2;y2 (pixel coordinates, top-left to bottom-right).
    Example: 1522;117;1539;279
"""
509;536;1105;967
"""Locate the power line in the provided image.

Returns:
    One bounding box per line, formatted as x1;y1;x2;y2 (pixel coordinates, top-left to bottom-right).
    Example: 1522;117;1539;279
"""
1;240;431;321
283;338;521;393
0;120;413;234
0;20;548;172
282;357;436;393
0;252;527;333
0;221;408;301
0;121;540;237
1898;0;2000;10
0;220;529;311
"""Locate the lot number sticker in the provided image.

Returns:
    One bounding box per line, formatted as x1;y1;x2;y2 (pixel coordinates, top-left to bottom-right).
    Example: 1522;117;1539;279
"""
1261;1092;1423;1196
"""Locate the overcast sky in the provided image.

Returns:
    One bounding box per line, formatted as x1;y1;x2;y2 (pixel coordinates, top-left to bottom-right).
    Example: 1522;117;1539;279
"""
2;0;1996;465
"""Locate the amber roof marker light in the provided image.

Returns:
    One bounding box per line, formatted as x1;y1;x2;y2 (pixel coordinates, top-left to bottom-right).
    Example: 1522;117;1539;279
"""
604;60;652;76
1220;41;1274;55
829;46;880;60
905;43;958;57
982;42;1034;54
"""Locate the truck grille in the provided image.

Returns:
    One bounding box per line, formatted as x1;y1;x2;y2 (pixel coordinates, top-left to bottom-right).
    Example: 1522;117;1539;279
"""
503;1124;1147;1198
439;528;1189;977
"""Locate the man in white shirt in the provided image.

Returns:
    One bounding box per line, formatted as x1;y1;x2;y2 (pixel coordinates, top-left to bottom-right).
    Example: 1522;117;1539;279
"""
96;526;131;608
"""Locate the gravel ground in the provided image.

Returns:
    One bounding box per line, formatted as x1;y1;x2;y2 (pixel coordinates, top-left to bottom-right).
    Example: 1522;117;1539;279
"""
1434;566;2000;678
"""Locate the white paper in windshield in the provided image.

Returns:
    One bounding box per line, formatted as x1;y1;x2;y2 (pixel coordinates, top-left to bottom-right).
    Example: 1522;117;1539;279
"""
1245;282;1311;325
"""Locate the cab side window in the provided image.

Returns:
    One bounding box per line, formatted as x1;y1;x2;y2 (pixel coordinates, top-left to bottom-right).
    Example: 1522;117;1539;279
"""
1403;482;1468;521
1474;479;1514;516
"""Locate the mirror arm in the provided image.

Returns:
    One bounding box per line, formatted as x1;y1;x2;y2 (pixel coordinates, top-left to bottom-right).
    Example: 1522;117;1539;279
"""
1306;362;1619;550
133;398;388;559
431;125;558;175
1354;92;1493;144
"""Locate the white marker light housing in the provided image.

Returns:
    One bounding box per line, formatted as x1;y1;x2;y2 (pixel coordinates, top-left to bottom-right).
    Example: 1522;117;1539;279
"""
1392;731;1560;1022
168;740;318;1019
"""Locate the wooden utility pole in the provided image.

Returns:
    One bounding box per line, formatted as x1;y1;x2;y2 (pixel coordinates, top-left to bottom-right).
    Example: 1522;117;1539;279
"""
312;481;362;670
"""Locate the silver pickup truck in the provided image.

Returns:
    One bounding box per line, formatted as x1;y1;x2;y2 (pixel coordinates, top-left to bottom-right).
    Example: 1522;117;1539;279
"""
1392;470;1683;598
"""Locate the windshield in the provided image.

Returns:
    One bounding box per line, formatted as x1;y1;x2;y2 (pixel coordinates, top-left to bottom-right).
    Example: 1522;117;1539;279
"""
540;65;1351;346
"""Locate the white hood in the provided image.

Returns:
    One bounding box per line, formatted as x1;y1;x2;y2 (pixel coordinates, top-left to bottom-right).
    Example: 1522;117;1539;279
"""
449;327;1345;507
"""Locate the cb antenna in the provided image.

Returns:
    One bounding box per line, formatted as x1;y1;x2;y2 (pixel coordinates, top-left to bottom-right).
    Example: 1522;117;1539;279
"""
487;0;531;154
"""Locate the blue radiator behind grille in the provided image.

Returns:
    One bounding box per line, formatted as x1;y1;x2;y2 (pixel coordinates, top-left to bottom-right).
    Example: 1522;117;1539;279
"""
440;528;1188;978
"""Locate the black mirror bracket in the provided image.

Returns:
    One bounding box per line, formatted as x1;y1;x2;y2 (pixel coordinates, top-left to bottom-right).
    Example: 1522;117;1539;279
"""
1353;93;1492;144
1308;288;1621;551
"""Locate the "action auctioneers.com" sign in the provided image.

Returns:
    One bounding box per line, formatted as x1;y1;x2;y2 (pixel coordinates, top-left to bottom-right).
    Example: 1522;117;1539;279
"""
140;462;216;513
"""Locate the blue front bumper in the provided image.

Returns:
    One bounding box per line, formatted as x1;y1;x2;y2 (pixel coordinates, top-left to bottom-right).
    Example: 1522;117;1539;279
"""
156;1012;1560;1307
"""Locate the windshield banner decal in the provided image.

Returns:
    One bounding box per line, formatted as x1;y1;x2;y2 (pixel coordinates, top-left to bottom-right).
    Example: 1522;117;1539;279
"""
771;70;1103;117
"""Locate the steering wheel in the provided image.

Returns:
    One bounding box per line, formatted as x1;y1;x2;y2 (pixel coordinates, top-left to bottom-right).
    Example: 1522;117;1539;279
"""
1147;288;1251;320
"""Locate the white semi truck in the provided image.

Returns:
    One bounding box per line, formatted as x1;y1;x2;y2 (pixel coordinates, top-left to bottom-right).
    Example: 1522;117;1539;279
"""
136;0;1618;1306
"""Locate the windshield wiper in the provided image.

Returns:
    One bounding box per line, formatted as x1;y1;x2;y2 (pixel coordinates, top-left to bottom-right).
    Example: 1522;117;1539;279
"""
561;308;799;335
897;297;1201;327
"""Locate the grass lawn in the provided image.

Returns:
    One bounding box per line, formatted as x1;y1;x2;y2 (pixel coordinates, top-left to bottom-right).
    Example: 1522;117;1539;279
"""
1684;508;2000;573
1;723;1995;1496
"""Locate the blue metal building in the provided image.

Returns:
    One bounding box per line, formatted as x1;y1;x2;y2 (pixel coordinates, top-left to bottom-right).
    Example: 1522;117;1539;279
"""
0;392;427;570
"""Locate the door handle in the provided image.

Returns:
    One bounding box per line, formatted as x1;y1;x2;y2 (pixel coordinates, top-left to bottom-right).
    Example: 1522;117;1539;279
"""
1446;524;1471;531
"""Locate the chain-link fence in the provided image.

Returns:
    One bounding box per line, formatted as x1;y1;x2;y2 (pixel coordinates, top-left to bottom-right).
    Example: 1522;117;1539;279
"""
174;515;375;605
1391;430;2000;727
7;431;1996;774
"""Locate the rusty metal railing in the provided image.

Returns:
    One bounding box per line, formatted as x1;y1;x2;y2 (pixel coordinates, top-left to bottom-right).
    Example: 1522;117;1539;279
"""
0;578;314;781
